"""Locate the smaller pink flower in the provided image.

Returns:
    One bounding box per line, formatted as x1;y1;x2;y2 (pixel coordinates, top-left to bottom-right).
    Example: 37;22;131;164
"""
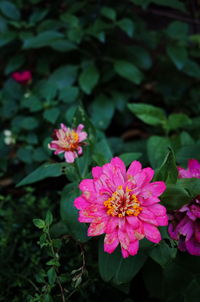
12;70;32;85
48;123;87;163
178;159;200;178
168;159;200;256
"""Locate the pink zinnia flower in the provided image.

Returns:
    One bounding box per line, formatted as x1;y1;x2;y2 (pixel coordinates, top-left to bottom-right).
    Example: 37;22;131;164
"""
12;70;32;85
74;157;168;258
48;123;87;163
168;159;200;256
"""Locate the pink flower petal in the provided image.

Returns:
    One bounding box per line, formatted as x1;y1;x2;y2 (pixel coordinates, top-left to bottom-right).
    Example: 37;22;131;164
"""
74;196;89;209
79;179;96;193
121;247;129;258
92;166;103;178
127;160;142;178
126;216;140;229
156;215;168;226
188;159;200;172
105;217;119;233
111;157;126;177
64;151;77;163
143;222;161;243
141;181;166;198
128;240;139;256
104;232;119;253
148;204;167;217
88;219;107;236
143;167;154;182
139;208;158;225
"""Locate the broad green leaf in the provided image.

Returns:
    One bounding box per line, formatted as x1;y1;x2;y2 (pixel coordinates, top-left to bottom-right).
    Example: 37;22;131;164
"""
178;178;200;198
51;39;77;52
128;103;167;127
149;241;177;267
176;143;200;165
154;149;178;184
5;54;25;75
60;183;89;242
90;95;115;130
94;136;113;164
0;1;20;20
167;113;191;130
183;59;200;79
131;0;186;12
22;30;64;49
119;152;142;166
98;238;147;284
59;86;79;103
167;45;188;70
0;31;16;47
48;65;78;89
161;184;191;210
17;147;33;164
21;117;39;130
33;218;45;229
47;267;56;285
79;62;100;94
101;6;116;21
43;108;60;124
45;211;53;226
165;21;189;40
17;163;69;186
117;18;135;37
147;136;170;169
114;60;143;84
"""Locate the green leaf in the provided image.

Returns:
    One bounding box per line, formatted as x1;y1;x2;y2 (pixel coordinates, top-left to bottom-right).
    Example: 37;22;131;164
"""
98;238;147;284
183;59;200;79
21;117;39;130
0;1;20;20
101;6;116;21
79;62;100;94
5;54;25;75
59;86;79;103
147;136;170;169
117;18;135;38
176;143;200;165
90;95;115;130
0;31;16;47
22;30;64;49
47;267;56;285
43;108;60;124
167;44;188;70
149;241;177;267
154;149;178;184
45;211;53;226
161;184;191;210
119;152;142;166
166;21;189;40
33;218;45;229
17;163;68;187
49;65;78;89
94;136;113;164
60;183;89;242
51;39;77;52
17;147;33;164
178;178;200;198
167;113;191;130
114;60;143;84
128;103;167;127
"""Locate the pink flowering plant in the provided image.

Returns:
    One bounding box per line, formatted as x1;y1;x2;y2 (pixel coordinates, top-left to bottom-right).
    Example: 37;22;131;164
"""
17;105;200;301
48;123;87;163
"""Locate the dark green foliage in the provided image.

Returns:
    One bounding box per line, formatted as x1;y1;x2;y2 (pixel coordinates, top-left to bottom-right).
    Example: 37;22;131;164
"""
1;0;200;301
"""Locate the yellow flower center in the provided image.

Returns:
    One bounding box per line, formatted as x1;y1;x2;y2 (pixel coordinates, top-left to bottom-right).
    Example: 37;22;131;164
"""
104;185;142;218
59;129;79;151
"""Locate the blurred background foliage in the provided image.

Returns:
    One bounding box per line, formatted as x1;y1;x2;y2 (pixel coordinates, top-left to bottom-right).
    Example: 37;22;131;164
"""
1;0;200;301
